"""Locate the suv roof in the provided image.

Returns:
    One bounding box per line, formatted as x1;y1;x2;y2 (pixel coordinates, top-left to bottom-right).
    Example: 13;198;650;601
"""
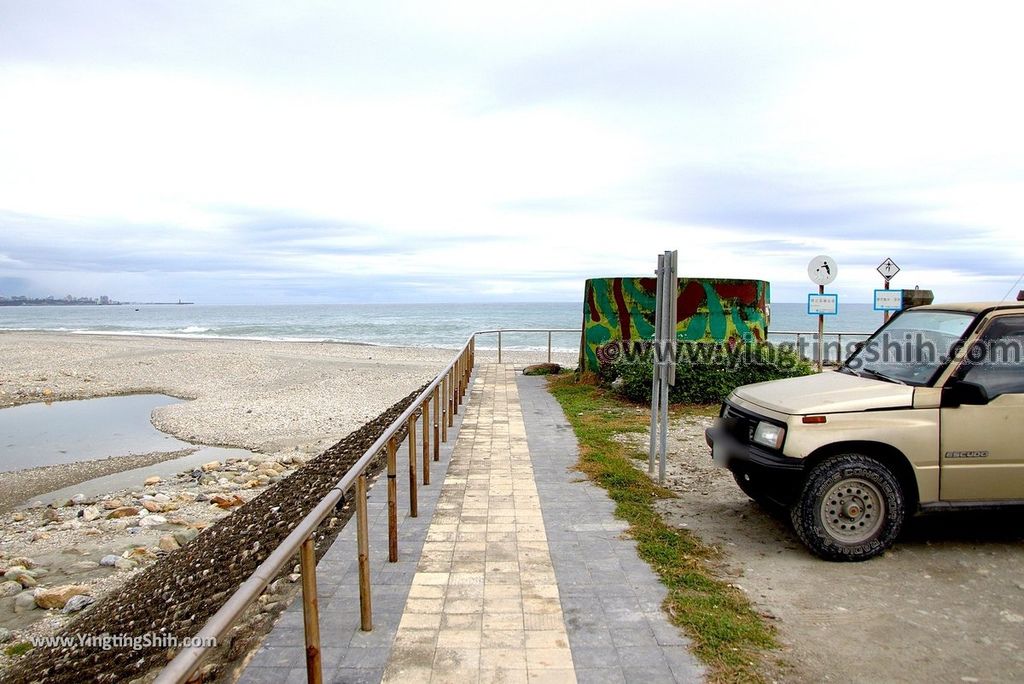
909;301;1024;314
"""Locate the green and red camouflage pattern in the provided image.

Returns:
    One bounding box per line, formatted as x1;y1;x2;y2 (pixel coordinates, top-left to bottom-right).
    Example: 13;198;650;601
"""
578;277;770;371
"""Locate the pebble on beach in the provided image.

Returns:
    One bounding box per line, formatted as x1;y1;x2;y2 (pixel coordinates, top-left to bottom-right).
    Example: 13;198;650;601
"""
34;585;91;610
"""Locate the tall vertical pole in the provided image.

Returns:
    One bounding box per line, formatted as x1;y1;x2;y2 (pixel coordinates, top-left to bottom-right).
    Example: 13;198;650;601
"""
441;376;448;442
659;249;675;481
659;250;677;484
407;415;418;518
356;474;372;631
387;438;398;562
432;385;441;460
299;537;322;684
497;331;502;364
455;359;462;409
648;254;665;475
547;331;552;364
883;278;892;325
422;401;430;485
817;284;825;371
447;369;455;427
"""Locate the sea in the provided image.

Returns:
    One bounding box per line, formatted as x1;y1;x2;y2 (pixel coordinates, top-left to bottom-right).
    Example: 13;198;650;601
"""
0;302;885;352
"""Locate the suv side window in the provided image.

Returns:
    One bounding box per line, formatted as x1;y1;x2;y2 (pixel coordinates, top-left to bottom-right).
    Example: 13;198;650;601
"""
959;315;1024;398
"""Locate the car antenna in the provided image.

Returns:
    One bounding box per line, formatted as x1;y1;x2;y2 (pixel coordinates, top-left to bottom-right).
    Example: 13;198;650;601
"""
1000;272;1024;301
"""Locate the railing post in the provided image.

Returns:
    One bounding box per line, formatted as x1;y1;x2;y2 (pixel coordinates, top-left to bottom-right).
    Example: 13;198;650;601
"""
454;363;460;414
498;331;502;363
448;369;455;427
422;400;430;485
441;375;448;442
407;415;418;518
387;438;398;562
547;331;552;363
299;537;322;684
432;385;440;460
356;474;372;631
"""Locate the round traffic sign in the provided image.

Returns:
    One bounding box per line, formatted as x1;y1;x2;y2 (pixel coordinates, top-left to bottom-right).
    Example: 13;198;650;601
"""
807;255;838;286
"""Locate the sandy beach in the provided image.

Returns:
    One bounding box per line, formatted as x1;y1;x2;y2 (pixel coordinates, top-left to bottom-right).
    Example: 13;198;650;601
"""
0;332;457;453
0;331;575;499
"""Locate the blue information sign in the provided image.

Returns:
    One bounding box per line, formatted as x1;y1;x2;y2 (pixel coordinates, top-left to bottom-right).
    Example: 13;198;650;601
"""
807;293;839;316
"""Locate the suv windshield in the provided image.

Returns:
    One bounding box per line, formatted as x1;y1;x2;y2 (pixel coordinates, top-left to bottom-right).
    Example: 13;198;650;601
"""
844;309;974;386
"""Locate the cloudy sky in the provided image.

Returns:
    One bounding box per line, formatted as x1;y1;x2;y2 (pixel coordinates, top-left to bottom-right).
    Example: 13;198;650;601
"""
1;1;1022;304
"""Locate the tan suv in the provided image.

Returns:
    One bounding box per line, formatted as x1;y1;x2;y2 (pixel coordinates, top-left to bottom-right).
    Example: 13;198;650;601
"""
705;302;1024;561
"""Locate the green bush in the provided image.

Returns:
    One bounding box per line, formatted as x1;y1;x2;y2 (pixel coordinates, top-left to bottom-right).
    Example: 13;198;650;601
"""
600;342;814;405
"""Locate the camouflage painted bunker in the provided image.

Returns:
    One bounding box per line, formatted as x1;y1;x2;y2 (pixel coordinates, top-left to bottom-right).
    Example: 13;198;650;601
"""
578;277;770;372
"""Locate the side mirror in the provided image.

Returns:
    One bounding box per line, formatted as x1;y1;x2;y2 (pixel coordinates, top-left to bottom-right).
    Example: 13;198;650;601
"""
942;378;990;408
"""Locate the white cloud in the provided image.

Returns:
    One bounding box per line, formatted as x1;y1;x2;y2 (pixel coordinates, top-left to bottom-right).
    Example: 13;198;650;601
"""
1;1;1022;303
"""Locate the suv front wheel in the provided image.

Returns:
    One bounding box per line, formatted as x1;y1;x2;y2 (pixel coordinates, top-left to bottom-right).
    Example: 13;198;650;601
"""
790;454;905;561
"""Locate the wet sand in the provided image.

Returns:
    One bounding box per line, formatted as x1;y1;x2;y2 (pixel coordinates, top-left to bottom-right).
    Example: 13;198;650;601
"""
0;330;576;472
0;448;197;513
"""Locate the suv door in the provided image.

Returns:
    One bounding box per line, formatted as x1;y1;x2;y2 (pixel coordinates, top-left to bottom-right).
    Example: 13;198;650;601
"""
940;314;1024;501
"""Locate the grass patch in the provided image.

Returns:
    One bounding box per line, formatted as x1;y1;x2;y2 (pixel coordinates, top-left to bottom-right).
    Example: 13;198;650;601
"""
4;642;33;658
547;375;776;683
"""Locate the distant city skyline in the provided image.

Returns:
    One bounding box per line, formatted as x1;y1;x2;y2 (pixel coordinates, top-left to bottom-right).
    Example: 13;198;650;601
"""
2;2;1022;305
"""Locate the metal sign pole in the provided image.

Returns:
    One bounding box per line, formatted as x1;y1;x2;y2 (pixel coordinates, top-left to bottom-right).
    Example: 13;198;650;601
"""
807;255;837;371
883;277;891;324
648;254;664;475
658;250;677;484
877;258;900;324
817;284;825;371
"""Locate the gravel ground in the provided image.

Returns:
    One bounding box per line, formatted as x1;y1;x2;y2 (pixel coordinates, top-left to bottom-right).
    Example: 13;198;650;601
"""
3;388;422;684
0;332;574;455
0;449;198;514
633;416;1024;683
0;332;450;455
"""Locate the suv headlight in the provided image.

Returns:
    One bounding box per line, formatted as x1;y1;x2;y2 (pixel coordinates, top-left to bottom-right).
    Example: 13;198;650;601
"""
752;421;786;449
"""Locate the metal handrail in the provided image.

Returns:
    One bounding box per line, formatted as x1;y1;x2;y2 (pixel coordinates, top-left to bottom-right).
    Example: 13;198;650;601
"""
157;335;477;684
768;329;873;336
473;328;582;364
767;330;874;364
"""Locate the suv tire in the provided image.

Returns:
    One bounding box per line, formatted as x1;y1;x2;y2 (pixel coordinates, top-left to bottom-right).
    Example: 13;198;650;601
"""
791;454;905;561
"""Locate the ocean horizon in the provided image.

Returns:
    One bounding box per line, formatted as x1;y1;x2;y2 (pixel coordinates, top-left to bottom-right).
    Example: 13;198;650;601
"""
0;301;889;352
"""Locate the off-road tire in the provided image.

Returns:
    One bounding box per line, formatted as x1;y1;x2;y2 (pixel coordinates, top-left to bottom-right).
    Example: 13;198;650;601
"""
732;470;786;515
790;453;904;561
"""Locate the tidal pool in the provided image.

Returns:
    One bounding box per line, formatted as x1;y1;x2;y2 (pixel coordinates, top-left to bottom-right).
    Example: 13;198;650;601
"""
0;394;190;472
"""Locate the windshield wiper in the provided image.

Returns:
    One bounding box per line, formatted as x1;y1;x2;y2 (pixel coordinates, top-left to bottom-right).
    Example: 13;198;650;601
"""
860;368;907;385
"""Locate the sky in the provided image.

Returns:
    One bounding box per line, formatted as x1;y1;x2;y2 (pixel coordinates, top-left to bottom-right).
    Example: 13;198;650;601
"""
1;1;1022;304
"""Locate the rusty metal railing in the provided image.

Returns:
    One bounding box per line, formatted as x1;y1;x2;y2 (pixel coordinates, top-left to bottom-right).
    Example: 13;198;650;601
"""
156;336;476;684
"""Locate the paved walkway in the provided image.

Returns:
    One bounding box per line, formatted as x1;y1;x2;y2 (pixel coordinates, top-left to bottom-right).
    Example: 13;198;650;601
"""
517;374;703;683
241;364;702;684
382;364;574;682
